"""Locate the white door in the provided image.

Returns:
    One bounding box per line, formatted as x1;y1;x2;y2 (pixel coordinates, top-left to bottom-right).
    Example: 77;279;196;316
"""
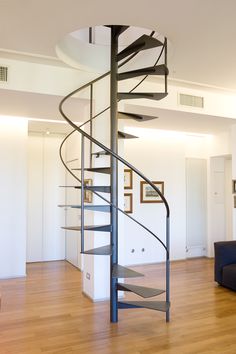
27;133;66;262
186;158;207;258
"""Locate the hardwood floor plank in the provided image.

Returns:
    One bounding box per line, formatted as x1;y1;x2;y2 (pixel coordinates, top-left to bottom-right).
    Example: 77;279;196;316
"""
0;259;236;353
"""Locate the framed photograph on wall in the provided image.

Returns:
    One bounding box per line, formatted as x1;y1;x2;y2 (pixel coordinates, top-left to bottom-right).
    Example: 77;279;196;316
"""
233;180;236;194
84;179;93;203
124;169;133;189
124;193;133;213
140;181;164;203
234;196;236;208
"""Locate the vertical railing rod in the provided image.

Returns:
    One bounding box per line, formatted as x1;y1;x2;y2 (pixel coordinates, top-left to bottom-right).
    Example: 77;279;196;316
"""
166;215;170;322
89;84;93;168
89;27;92;43
89;27;93;168
164;37;168;94
110;27;119;323
81;134;85;253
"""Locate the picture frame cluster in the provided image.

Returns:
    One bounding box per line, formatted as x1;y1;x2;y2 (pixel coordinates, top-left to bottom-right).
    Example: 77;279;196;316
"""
124;169;165;214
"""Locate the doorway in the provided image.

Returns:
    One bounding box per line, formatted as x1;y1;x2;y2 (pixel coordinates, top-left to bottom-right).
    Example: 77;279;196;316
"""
186;158;207;258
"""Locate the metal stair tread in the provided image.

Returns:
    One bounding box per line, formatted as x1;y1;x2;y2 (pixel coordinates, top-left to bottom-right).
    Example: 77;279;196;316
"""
118;64;169;81
118;92;168;101
82;244;112;255
60;185;111;193
59;205;111;212
62;224;112;232
91;151;109;157
118;131;138;139
117;283;165;298
118;112;158;122
112;264;144;278
118;300;170;312
117;34;163;62
72;167;111;174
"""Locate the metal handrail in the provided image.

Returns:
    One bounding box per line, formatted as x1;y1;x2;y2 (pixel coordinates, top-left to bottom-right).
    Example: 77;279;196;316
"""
59;134;168;252
59;32;170;254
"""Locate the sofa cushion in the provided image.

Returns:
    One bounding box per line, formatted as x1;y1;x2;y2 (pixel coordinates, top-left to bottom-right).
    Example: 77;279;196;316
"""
222;263;236;291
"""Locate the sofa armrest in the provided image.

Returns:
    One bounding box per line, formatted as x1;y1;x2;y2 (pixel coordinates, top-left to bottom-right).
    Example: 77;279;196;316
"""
214;241;236;284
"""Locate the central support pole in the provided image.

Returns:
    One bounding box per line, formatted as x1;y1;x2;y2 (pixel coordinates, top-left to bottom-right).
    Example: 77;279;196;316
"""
110;27;119;323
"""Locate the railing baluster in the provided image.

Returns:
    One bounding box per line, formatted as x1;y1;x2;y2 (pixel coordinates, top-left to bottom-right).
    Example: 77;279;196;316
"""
166;216;170;322
89;84;93;168
164;37;168;94
81;134;85;253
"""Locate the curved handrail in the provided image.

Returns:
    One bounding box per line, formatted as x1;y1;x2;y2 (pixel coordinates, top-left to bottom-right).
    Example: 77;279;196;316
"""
59;132;168;252
59;31;170;255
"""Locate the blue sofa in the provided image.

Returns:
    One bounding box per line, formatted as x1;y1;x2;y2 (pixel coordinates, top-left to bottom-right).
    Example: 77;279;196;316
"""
214;241;236;291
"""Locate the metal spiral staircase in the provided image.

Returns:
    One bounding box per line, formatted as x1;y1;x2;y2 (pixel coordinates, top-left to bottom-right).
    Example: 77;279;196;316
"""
59;25;170;323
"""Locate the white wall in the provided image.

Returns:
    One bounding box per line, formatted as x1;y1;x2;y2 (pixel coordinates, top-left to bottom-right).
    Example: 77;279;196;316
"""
27;133;66;262
123;130;185;264
123;128;211;265
0;116;28;278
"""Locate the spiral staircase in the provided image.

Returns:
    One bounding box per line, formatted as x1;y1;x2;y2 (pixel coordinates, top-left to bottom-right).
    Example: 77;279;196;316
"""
59;25;170;323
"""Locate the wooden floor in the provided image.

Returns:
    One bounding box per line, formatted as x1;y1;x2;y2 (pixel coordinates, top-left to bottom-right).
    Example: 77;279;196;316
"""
0;258;236;354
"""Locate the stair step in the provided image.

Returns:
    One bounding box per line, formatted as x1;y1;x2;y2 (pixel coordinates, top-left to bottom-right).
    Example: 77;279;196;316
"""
116;34;163;62
62;225;112;232
72;167;111;174
118;112;157;122
118;92;168;101
59;205;111;213
118;300;170;312
91;151;109;158
118;64;168;81
112;264;144;278
118;131;138;139
117;283;165;298
60;185;111;193
85;185;111;193
82;244;112;255
104;25;129;37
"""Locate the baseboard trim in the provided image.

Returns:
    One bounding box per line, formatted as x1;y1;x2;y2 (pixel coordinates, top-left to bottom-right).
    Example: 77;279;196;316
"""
0;273;26;280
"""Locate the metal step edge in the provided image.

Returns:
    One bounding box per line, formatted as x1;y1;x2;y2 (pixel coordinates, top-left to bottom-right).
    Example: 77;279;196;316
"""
58;205;111;212
117;64;168;81
61;225;112;232
91;151;109;157
118;112;157;122
117;283;165;298
112;264;144;278
118;301;170;312
118;131;138;139
116;34;163;62
60;185;111;193
72;167;111;174
117;92;168;101
82;244;112;256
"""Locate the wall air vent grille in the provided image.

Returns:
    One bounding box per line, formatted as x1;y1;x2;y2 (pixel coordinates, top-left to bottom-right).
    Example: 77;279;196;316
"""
179;93;204;108
0;66;8;82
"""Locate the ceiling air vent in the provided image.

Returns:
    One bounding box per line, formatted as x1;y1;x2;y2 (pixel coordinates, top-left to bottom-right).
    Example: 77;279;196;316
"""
0;66;8;82
179;93;204;108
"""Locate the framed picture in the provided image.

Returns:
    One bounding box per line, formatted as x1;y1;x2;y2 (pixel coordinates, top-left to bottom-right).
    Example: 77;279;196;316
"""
234;196;236;208
233;180;236;194
124;193;133;213
124;169;133;189
140;181;164;203
84;179;93;203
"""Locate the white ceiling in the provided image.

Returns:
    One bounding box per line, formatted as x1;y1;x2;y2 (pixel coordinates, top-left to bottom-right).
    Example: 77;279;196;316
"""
1;0;236;90
1;0;236;135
